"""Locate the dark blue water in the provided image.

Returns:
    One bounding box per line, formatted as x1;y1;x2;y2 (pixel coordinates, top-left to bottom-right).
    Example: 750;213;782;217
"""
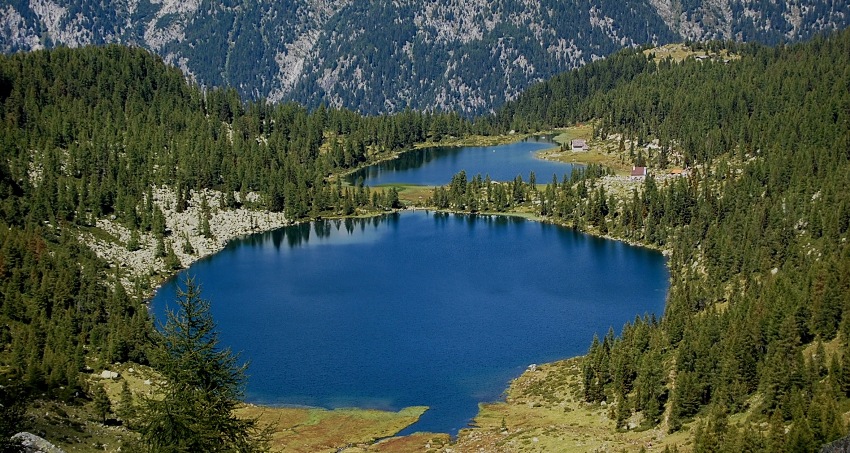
151;212;668;435
346;137;575;186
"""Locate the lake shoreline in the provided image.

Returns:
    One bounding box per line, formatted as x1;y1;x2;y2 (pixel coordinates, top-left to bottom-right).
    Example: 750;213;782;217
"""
336;133;531;183
166;209;666;450
82;134;669;452
400;206;665;254
79;187;294;294
79;133;528;292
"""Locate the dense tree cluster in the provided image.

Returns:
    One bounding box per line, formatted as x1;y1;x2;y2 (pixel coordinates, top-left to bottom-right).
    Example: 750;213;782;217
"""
0;45;477;224
0;186;150;399
428;165;612;215
497;29;850;448
491;49;658;132
0;45;472;445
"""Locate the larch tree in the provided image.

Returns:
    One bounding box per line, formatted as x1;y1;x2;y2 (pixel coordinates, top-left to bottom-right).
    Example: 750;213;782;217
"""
138;275;266;453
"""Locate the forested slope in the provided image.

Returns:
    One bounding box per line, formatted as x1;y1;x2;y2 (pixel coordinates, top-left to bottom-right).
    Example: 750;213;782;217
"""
0;44;478;447
494;30;850;449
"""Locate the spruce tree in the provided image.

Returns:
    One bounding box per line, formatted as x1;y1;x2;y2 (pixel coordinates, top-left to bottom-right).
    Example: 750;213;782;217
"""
137;275;265;452
118;380;136;426
92;383;111;423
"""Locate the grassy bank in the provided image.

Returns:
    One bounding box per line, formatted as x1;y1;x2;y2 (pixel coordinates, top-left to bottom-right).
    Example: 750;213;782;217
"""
536;124;635;176
235;405;429;453
27;360;432;453
452;358;691;452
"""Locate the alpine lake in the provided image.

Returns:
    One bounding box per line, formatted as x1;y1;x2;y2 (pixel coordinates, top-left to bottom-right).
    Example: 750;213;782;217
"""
151;137;669;435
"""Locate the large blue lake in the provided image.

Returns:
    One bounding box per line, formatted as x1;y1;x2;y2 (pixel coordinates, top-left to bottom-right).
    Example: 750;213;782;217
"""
151;212;668;435
152;138;668;435
346;136;575;185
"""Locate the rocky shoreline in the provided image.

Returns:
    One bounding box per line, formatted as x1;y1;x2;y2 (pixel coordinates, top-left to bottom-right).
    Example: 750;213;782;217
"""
79;135;528;291
79;187;290;291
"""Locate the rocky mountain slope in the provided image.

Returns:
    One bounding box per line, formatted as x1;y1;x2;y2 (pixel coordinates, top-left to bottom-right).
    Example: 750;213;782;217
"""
2;0;848;115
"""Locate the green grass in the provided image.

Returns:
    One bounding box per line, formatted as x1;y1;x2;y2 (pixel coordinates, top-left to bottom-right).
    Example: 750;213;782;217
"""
551;124;594;146
413;133;528;149
235;405;428;452
452;357;694;452
539;124;636;176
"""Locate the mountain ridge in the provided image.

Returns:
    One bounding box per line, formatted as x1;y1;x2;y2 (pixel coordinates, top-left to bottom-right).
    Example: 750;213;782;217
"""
2;0;848;114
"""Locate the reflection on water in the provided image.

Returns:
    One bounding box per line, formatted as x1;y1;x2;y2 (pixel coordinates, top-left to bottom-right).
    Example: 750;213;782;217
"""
346;137;576;186
252;213;403;250
359;146;465;174
151;212;668;435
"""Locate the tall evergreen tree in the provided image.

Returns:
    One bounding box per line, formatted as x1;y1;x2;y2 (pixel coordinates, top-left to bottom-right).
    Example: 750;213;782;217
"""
138;275;266;452
92;383;111;424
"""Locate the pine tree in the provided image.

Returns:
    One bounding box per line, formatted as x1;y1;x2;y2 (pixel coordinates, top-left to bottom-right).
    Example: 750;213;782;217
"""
693;406;728;453
634;346;666;426
614;394;631;430
669;370;702;432
155;236;166;258
180;233;194;255
127;229;141;252
766;410;786;453
841;343;850;397
786;390;815;452
118;380;136;426
809;387;846;446
387;187;400;209
199;194;212;239
137;275;266;452
92;382;111;423
165;243;182;270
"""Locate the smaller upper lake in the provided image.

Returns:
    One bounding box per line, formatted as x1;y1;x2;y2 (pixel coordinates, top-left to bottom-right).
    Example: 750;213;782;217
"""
346;137;575;186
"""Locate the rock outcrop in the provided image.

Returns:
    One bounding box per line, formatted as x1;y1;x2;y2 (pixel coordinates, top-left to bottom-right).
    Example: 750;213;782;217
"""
10;433;65;453
78;187;289;289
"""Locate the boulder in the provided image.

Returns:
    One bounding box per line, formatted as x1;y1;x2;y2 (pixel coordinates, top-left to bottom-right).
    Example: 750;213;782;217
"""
99;370;119;379
11;432;65;453
822;434;850;452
